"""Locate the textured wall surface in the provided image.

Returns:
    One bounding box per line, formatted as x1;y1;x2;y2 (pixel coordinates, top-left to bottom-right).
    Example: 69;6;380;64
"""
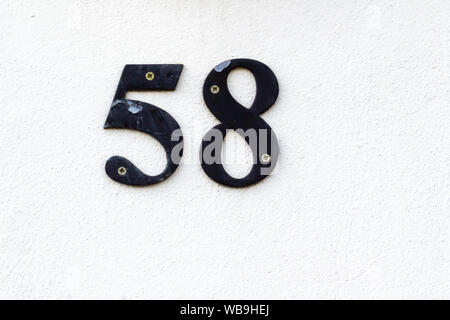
1;0;449;299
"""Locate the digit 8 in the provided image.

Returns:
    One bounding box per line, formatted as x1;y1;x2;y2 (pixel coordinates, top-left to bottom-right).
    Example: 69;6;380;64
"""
200;59;279;187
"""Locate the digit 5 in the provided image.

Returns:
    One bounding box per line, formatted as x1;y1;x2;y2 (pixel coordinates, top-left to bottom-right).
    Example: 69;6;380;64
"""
104;64;184;186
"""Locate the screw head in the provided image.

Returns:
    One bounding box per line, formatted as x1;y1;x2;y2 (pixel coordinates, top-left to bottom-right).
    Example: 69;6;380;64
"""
118;167;127;175
145;72;155;81
210;85;220;94
261;154;271;164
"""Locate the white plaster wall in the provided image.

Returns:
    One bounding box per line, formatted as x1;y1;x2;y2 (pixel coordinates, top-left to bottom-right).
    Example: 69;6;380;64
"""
1;0;449;299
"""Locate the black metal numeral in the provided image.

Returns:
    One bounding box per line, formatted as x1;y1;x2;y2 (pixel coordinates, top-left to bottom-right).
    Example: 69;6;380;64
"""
200;59;279;187
104;64;183;186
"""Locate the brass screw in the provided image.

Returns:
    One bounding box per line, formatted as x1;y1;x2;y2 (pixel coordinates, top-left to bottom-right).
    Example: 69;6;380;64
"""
210;85;220;94
145;72;155;81
261;154;271;164
118;167;127;175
